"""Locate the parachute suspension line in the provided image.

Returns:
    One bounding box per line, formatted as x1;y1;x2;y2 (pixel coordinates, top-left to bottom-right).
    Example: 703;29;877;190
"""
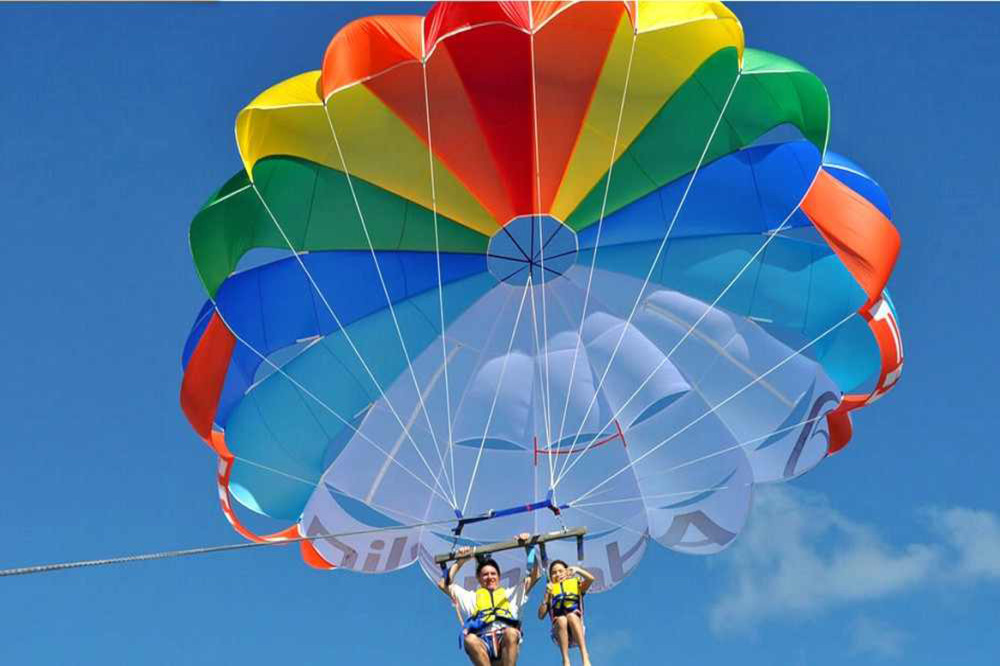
231;453;434;526
571;505;648;542
0;517;459;579
553;69;745;489
568;310;858;507
365;344;460;505
461;281;533;514
572;483;756;511
213;306;455;507
553;30;638;484
554;167;825;489
528;20;556;485
660;170;824;361
247;185;455;506
566;413;832;511
421;57;459;509
319;104;454;501
528;274;558;493
448;286;519;426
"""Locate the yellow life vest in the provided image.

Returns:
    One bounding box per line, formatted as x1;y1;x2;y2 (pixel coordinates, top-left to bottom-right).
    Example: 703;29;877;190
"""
547;577;582;615
472;587;519;628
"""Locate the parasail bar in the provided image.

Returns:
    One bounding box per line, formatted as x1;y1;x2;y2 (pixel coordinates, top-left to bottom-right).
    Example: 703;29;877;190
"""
434;527;587;565
451;491;569;537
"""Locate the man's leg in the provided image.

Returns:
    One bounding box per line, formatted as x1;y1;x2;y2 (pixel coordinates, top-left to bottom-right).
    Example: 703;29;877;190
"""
566;612;591;666
464;633;492;666
500;628;521;666
553;616;571;666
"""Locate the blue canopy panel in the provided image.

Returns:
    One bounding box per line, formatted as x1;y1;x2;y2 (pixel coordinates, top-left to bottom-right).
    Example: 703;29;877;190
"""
577;140;822;251
181;250;489;430
578;233;878;395
181;300;215;368
567;139;893;395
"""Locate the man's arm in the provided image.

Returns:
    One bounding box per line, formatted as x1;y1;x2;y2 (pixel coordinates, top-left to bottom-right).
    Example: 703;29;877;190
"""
524;553;542;594
437;547;473;597
513;533;542;594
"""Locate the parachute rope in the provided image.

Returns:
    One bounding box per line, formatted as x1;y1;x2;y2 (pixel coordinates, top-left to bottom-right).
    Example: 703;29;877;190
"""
461;280;533;514
230;454;434;526
553;162;827;489
0;518;458;579
140;304;842;586
568;412;832;510
554;30;638;475
528;270;559;495
554;69;745;486
212;307;456;507
528;20;557;496
244;188;456;506
569;310;858;507
420;54;460;509
319;101;456;504
572;505;646;541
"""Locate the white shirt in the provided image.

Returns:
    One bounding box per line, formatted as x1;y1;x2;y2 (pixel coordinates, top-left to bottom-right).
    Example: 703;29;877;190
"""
449;579;529;630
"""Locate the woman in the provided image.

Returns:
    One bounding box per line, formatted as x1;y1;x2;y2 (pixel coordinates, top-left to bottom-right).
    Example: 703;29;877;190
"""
537;560;595;666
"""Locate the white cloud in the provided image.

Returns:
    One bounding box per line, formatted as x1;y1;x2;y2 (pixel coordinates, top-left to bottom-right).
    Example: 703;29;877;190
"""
925;506;1000;580
848;616;909;660
588;628;634;662
707;486;1000;636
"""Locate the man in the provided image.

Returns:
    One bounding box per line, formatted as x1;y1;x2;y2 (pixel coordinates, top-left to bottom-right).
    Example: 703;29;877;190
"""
438;534;541;665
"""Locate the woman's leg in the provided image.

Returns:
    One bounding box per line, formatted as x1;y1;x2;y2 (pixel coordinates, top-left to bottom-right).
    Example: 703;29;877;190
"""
553;616;571;666
566;613;591;666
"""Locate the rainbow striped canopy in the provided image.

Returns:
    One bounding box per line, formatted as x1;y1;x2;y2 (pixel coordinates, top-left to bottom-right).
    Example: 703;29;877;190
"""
181;1;902;591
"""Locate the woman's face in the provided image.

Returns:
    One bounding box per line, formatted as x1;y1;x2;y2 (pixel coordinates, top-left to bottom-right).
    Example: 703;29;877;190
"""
549;562;567;582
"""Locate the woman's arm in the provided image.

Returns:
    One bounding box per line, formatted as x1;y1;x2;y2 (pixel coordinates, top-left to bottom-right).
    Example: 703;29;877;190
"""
570;565;596;594
537;588;552;620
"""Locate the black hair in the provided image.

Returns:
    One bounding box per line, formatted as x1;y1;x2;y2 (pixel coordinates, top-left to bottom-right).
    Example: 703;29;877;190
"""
476;557;501;578
548;559;569;578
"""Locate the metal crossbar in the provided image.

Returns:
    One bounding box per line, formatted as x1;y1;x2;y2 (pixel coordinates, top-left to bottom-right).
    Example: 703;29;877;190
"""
434;527;587;565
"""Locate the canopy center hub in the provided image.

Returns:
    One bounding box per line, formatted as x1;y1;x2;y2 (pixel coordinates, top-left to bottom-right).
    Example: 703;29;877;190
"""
487;215;577;286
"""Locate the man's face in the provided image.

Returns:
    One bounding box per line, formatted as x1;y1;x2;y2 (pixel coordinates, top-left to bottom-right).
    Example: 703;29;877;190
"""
478;564;500;590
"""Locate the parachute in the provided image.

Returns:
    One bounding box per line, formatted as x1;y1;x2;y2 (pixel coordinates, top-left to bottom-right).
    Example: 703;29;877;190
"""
180;1;902;593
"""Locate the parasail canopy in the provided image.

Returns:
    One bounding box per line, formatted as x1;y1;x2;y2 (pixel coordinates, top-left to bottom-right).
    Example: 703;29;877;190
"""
180;1;902;593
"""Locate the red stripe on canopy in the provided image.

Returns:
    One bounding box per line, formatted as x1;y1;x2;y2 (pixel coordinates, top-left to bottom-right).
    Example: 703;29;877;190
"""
441;24;535;218
802;169;901;309
180;312;236;442
424;2;532;53
321;15;423;97
534;2;624;211
802;170;903;455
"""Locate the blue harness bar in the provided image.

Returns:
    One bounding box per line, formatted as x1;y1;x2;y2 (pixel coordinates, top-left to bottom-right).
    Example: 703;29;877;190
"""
451;491;569;537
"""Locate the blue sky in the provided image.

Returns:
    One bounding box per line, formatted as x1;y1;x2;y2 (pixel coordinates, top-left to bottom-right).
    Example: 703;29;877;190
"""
1;3;998;665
